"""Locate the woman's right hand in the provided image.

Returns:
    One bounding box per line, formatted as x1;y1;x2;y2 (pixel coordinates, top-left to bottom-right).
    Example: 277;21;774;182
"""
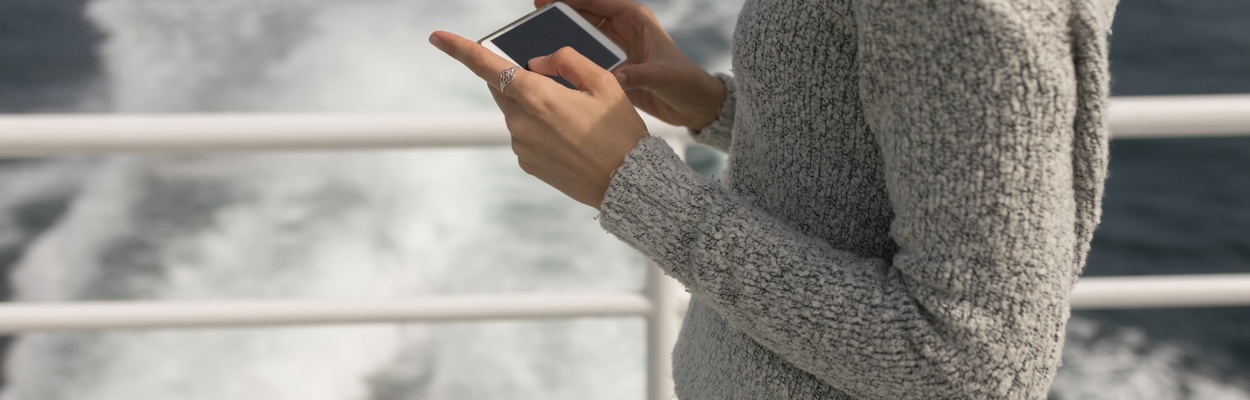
536;0;726;131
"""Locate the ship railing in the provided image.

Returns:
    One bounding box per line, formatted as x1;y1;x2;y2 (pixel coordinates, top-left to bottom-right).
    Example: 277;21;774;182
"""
0;94;1248;400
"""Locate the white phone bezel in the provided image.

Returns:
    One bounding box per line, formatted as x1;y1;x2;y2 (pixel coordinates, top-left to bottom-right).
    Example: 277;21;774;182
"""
477;2;627;71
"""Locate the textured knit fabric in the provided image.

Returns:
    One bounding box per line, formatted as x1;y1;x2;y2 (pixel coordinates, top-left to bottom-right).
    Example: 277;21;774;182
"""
597;0;1118;399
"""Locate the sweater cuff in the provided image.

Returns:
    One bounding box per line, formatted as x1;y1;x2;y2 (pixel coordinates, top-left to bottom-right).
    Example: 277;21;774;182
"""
598;136;720;282
689;73;737;151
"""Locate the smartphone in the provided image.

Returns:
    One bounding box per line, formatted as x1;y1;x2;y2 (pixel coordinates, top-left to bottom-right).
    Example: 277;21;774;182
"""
478;2;627;88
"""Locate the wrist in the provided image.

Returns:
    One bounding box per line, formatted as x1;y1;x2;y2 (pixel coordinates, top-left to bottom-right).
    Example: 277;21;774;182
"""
685;72;728;132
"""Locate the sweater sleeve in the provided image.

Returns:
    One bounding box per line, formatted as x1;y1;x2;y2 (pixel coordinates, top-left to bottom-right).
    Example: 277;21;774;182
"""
598;1;1093;398
687;73;737;152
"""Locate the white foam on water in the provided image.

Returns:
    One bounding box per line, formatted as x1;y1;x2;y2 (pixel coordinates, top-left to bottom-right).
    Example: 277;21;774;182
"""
0;160;92;262
2;154;411;400
0;146;655;400
1053;317;1250;400
85;0;526;112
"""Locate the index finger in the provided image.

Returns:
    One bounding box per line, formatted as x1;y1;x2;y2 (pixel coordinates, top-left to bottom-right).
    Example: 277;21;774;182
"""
429;31;537;93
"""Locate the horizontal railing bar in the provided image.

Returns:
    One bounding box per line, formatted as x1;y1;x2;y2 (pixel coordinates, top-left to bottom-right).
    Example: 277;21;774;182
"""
1107;94;1250;138
0;95;1246;156
0;113;515;156
0;274;1247;332
1070;273;1250;309
0;294;651;333
0;113;687;156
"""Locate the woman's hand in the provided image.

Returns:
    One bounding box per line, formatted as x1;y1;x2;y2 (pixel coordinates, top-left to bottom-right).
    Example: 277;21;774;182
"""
429;32;648;209
537;0;726;131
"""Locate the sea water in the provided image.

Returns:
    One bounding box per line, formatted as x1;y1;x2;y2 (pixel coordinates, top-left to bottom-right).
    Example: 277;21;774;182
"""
0;0;1246;399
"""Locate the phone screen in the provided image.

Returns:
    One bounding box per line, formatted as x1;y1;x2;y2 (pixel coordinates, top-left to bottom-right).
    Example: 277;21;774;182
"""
489;7;622;86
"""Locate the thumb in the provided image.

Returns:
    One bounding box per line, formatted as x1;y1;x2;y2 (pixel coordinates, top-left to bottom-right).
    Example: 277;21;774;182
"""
527;47;614;92
612;62;680;91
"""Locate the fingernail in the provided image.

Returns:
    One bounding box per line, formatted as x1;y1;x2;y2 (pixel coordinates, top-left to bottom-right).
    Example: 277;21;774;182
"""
614;72;628;85
527;55;547;68
428;34;445;51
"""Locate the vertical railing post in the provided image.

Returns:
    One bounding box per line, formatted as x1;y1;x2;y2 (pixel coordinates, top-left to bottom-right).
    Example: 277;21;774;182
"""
645;137;693;400
646;262;685;400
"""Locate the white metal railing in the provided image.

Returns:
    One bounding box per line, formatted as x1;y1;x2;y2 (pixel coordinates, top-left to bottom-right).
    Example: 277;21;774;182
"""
0;94;1248;400
0;274;1248;333
0;94;1248;156
1107;94;1250;138
1072;273;1250;309
0;294;653;332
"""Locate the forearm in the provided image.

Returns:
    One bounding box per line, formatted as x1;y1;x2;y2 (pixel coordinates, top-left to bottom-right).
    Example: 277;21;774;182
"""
600;134;1077;399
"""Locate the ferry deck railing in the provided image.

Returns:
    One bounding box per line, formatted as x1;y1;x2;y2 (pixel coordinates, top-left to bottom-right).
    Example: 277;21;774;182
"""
0;94;1249;400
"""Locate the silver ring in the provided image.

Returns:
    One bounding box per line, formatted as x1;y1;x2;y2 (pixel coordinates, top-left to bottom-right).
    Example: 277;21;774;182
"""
499;66;519;92
596;17;608;28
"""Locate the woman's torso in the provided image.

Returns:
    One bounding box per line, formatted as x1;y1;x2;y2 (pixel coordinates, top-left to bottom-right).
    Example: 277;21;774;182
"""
669;0;1114;397
725;0;897;260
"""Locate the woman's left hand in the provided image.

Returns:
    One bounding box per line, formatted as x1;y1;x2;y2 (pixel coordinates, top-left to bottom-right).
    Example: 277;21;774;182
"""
429;31;649;209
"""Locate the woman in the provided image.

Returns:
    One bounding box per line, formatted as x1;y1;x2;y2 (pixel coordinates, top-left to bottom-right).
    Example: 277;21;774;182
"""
429;0;1117;398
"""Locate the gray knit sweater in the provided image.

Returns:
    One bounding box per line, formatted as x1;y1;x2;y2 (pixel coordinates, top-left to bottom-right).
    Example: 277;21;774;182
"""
598;0;1118;399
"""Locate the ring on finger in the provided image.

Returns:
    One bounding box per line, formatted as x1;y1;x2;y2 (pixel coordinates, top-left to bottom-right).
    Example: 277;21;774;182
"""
597;17;608;28
499;66;519;92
